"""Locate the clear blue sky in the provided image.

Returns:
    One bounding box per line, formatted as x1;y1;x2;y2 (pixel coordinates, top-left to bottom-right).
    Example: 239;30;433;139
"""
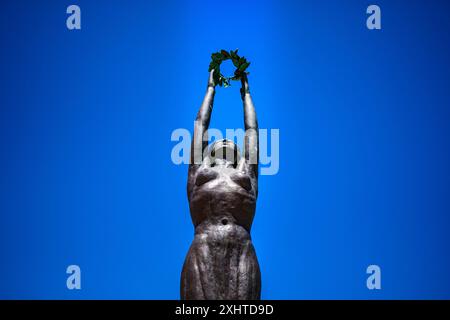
1;0;450;299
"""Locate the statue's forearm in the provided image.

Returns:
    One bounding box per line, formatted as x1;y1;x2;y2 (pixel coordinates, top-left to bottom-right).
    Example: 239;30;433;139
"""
196;86;215;127
191;84;215;165
242;88;259;169
243;93;258;130
241;75;258;131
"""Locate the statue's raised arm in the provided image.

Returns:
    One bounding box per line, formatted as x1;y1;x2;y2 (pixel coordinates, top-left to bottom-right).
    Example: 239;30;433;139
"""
190;70;216;167
240;74;259;180
187;71;215;199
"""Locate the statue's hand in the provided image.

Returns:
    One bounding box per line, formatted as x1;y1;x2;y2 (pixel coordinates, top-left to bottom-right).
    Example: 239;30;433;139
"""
240;74;250;99
208;70;216;88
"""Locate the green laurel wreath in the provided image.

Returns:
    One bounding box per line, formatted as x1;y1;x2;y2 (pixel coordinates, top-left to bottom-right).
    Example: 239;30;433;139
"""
208;49;250;87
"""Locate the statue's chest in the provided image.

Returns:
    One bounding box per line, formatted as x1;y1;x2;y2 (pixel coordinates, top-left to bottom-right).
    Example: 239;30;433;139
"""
195;167;252;192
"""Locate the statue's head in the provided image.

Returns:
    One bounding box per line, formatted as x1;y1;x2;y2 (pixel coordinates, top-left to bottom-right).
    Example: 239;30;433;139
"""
208;139;241;168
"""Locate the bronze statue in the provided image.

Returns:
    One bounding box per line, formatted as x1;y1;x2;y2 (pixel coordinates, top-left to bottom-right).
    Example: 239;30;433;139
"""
181;70;261;300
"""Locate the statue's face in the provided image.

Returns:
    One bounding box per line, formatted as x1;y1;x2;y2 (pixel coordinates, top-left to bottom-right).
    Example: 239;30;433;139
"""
209;139;240;168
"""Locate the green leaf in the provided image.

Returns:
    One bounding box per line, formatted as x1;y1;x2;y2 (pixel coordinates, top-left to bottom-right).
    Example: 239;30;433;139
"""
211;52;223;62
221;50;230;58
239;62;250;72
208;61;218;72
213;70;221;84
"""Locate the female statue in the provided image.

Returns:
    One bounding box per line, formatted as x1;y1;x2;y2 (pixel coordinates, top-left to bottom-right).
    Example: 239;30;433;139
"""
181;70;260;300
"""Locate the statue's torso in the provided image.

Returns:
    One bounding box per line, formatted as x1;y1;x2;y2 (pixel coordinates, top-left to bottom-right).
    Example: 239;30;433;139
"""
188;165;257;231
182;163;261;300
